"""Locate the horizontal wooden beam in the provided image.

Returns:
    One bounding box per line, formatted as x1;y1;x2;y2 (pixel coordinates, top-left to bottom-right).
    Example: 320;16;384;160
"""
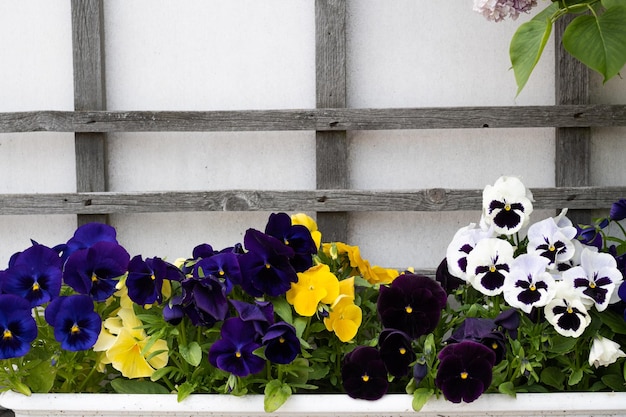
0;187;623;215
1;105;626;133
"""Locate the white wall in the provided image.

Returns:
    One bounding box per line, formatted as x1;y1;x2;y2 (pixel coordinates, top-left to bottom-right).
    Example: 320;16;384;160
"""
0;1;624;271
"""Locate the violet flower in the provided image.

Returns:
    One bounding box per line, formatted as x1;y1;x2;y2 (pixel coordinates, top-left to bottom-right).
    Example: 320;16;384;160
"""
0;294;37;359
44;295;102;351
208;317;265;377
264;212;317;273
341;346;389;400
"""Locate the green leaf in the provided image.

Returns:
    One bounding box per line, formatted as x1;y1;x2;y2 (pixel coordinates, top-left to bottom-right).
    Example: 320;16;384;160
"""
602;374;626;391
568;368;584;386
540;366;565;390
411;388;433;412
176;381;197;402
110;378;170;394
602;0;624;10
599;308;626;334
549;334;580;354
179;341;203;367
271;296;293;324
24;359;56;393
563;6;626;82
264;379;292;413
510;3;559;94
498;381;517;396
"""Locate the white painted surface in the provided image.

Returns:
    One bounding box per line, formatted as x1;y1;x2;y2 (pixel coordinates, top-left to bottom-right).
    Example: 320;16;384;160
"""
0;1;624;270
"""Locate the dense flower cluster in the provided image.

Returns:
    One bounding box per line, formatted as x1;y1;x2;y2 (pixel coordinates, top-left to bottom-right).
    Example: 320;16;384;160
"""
0;176;625;411
472;0;537;22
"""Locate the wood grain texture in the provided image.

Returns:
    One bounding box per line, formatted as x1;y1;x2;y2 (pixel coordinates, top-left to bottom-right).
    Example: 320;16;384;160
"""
554;14;591;225
316;0;348;242
72;0;108;225
1;106;626;133
0;187;622;215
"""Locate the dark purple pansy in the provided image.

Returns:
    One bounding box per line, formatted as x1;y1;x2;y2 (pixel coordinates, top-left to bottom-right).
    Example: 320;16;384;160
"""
163;295;185;325
262;321;300;364
181;275;229;325
2;244;63;307
341;346;389;400
0;294;37;359
44;295;102;351
55;222;118;261
264;212;317;273
230;299;274;335
435;340;496;403
193;252;242;293
575;223;605;249
208;317;265;377
435;258;465;293
610;199;626;221
448;316;509;364
126;256;183;305
378;328;415;377
238;228;297;297
413;360;428;386
377;273;447;339
63;241;130;302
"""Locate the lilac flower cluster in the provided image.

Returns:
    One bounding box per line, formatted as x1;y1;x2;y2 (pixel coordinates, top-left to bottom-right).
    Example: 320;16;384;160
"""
473;0;538;22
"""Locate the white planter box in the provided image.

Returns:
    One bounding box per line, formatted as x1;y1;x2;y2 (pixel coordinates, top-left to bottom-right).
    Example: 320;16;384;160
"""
1;391;626;417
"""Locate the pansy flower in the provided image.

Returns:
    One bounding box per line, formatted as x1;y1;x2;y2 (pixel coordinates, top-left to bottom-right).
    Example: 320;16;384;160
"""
575;219;608;250
465;238;514;296
208;317;265;377
527;216;576;269
324;295;362;342
544;281;591;337
238;228;297;297
378;329;415;377
291;213;322;249
588;335;626;368
286;264;339;317
55;222;118;261
341;346;388;400
193;252;241;292
561;248;623;311
610;199;626;221
445;223;494;280
435;340;496;403
265;212;317;273
62;241;130;302
503;254;556;314
481;176;533;235
262;321;300;364
0;294;37;359
44;295;102;351
231;299;274;336
377;273;447;339
435;258;466;293
448;317;509;364
1;244;63;307
126;256;183;305
181;275;229;325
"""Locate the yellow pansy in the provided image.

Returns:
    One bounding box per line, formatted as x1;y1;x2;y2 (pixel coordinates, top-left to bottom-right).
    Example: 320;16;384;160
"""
338;276;355;299
286;264;340;316
368;265;399;285
324;296;362;342
291;213;322;249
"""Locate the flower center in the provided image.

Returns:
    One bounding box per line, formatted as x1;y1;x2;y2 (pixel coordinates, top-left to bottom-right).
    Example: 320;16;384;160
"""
399;347;406;355
548;245;556;252
265;263;271;269
504;204;511;211
460;371;469;379
489;265;496;273
71;324;80;334
589;282;596;289
405;306;413;314
567;307;574;314
529;284;536;291
91;274;98;283
361;374;370;382
279;337;285;344
150;274;156;281
492;342;498;350
2;329;12;340
235;351;242;358
219;270;225;276
32;282;40;291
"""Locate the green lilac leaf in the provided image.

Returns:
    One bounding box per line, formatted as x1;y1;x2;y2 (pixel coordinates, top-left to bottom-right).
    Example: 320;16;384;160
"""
412;388;433;412
179;342;203;367
110;378;170;394
510;2;559;94
264;379;292;413
540;366;565;390
563;6;626;82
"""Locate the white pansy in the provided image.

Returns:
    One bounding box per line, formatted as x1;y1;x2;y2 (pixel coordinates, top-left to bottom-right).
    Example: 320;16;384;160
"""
527;216;577;269
544;280;591;337
466;237;514;296
503;254;555;314
588;336;626;368
446;223;494;281
482;176;533;236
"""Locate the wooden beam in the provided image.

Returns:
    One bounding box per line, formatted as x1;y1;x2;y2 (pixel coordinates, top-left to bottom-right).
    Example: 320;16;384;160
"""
316;0;348;242
71;0;108;225
0;187;622;215
1;105;625;133
555;14;591;225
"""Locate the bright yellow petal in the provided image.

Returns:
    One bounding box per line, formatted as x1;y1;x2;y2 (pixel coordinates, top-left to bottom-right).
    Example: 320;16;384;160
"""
332;304;362;342
92;325;117;352
338;277;355;299
106;328;157;378
368;266;400;285
117;308;147;340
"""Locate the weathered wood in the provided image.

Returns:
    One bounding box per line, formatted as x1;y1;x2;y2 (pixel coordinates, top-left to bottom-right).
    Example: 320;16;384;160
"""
555;14;591;225
72;0;108;225
316;0;348;242
1;105;626;133
0;187;623;215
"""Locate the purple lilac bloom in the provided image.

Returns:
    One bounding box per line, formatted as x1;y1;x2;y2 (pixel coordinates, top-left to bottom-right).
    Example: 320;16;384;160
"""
0;294;37;359
473;0;538;22
262;322;300;364
208;317;265;377
264;212;317;273
126;256;184;305
378;328;415;377
63;241;130;302
44;295;102;351
435;340;496;403
238;228;297;297
1;244;63;307
341;346;389;401
377;273;447;339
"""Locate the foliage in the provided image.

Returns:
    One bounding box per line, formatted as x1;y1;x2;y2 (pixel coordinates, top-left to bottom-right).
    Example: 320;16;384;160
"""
1;177;626;412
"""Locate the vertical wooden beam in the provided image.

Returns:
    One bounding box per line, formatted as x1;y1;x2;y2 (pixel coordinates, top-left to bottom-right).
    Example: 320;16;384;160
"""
554;14;591;225
71;0;108;226
315;0;348;242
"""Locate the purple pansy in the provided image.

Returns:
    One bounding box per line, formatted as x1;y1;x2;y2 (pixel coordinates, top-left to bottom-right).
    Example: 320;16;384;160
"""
208;317;265;377
55;222;118;261
126;256;184;305
262;321;300;364
341;346;389;401
44;295;102;351
264;212;317;273
378;328;415;377
610;199;626;221
181;275;229;327
0;294;37;359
